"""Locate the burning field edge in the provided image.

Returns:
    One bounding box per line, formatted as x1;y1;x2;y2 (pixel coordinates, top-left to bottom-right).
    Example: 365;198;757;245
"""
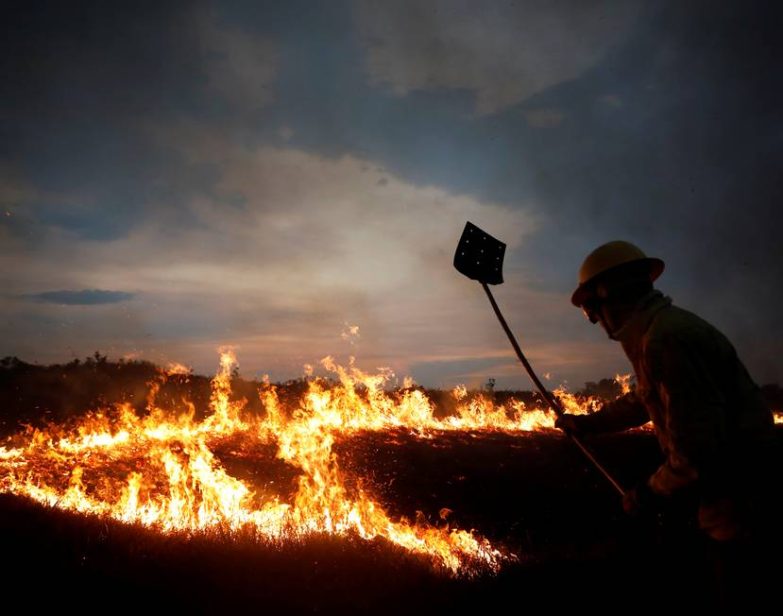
0;350;637;576
1;350;781;609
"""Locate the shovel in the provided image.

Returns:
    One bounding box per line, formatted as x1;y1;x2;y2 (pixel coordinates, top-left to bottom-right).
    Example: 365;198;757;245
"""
453;221;625;496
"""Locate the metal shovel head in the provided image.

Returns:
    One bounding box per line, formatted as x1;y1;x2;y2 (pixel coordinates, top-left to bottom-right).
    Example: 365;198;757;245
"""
453;221;506;285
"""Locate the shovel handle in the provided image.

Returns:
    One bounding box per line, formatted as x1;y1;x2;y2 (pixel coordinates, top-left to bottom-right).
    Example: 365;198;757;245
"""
481;283;562;414
480;282;625;497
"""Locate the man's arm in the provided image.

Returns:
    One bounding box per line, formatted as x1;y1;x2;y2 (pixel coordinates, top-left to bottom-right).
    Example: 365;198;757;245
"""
645;335;727;496
568;390;650;434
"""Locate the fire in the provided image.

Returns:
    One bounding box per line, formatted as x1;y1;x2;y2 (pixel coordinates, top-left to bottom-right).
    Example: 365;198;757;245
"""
166;361;192;376
615;373;633;395
0;351;624;576
774;411;783;425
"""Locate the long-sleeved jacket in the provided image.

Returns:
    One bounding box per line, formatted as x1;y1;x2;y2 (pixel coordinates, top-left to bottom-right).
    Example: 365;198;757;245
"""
576;291;775;503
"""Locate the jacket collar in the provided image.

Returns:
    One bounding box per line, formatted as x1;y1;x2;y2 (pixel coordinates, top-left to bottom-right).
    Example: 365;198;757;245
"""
612;290;672;355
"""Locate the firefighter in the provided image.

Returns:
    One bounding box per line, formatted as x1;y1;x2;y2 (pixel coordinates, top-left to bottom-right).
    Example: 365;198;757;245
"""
556;241;777;545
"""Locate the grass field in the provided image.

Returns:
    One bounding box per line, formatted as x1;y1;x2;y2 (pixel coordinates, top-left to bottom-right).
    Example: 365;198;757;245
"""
0;357;779;612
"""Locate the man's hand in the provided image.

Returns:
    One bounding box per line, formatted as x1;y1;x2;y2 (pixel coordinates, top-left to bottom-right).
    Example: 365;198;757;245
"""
622;480;664;517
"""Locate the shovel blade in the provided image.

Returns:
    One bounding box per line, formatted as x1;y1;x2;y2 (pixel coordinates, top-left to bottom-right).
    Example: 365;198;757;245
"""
453;221;506;285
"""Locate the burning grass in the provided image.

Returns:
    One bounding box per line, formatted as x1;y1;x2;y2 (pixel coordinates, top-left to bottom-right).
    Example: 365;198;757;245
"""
0;349;626;576
0;427;665;612
0;352;780;610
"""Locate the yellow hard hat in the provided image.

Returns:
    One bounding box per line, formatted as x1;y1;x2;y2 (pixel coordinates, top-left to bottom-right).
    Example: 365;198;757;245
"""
571;241;664;307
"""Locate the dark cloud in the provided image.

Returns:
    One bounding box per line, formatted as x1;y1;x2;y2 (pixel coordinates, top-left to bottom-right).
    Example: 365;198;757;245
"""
262;0;783;382
354;0;643;114
0;2;197;238
501;1;783;382
0;0;276;240
25;290;135;305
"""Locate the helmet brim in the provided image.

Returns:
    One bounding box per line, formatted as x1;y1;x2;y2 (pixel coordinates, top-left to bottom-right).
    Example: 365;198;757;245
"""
570;257;664;307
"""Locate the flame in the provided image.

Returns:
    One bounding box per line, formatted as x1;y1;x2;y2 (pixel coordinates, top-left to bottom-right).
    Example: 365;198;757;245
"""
166;361;192;376
615;373;632;395
0;350;624;576
774;411;783;425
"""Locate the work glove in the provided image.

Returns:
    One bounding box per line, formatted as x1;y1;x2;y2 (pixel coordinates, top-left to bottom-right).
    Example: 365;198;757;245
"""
622;480;665;518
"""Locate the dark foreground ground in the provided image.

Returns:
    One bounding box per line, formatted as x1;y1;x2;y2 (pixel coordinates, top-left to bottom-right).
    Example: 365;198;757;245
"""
2;428;782;613
1;359;781;612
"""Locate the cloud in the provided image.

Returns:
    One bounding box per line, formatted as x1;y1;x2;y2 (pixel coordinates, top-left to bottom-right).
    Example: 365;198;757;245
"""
523;108;565;128
1;142;548;382
5;1;779;387
0;4;278;241
197;10;278;112
25;290;136;306
277;126;295;142
354;0;642;114
492;2;783;384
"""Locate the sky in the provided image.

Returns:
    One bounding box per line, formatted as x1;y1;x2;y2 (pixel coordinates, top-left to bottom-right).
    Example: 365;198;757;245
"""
1;0;781;389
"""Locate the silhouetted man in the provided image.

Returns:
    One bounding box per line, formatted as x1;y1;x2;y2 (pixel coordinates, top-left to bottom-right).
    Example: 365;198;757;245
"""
557;241;777;550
